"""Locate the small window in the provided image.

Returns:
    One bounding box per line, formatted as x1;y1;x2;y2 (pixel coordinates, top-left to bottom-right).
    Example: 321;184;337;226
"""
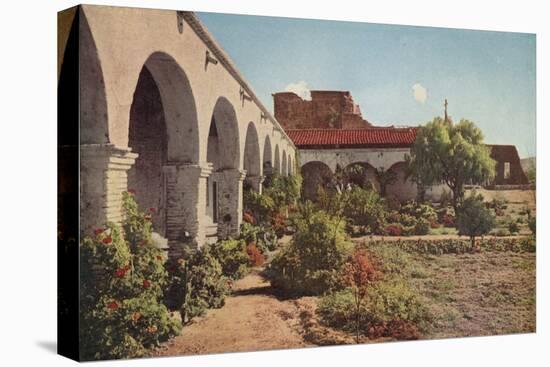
504;162;511;179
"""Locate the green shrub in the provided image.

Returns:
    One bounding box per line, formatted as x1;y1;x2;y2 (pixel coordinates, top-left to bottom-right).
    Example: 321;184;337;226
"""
208;239;249;280
243;189;275;225
263;173;302;209
79;192;181;360
399;213;417;227
456;193;496;245
528;215;536;236
317;277;431;340
494;228;509;237
363;237;535;255
341;187;387;234
414;217;431;235
267;209;352;296
508;221;519;234
165;247;230;323
400;201;438;223
239;222;278;253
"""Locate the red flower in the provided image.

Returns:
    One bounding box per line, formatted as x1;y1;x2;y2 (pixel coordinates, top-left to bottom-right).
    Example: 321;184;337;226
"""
127;189;136;195
107;301;119;310
102;236;113;245
149;207;157;213
143;279;151;288
94;228;104;236
114;268;127;278
156;255;162;261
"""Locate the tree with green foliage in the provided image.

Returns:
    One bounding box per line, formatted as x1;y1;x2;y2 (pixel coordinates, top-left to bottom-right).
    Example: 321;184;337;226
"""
456;193;496;246
407;117;496;212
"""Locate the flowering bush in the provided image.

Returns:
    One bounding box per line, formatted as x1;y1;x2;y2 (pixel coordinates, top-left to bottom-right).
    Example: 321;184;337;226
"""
246;243;265;267
441;213;455;227
341;249;380;342
242;211;256;225
317;277;430;340
239;222;278;252
385;223;403;236
270;210;288;238
79;192;180;361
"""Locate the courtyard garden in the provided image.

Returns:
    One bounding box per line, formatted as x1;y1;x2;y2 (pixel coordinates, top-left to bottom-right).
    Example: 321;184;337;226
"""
78;117;536;359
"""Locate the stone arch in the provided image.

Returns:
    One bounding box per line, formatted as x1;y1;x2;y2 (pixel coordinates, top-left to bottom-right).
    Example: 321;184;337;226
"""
58;8;80;239
78;9;109;145
243;122;262;192
206;97;242;239
127;52;200;240
385;161;417;201
262;135;273;176
208;97;240;170
140;52;200;163
301;161;334;202
343;162;380;192
281;150;288;177
273;144;281;174
287;153;293;175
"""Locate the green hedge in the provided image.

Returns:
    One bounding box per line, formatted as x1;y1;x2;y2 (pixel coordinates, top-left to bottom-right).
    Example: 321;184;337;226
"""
359;236;535;255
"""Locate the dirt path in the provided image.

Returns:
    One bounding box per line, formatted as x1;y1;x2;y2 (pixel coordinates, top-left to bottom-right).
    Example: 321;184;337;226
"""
154;268;311;356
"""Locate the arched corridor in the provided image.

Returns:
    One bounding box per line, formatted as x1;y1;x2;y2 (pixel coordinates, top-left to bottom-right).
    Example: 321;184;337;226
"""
301;161;333;202
64;7;298;248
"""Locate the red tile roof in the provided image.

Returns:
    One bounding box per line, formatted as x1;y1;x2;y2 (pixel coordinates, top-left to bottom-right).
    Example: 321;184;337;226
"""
286;128;418;148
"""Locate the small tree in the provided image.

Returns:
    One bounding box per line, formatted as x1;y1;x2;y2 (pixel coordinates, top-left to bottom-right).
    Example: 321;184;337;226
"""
407;117;496;213
456;193;496;246
342;249;379;343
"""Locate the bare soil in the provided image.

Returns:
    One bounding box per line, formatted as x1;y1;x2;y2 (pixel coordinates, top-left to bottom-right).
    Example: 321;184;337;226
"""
154;268;311;356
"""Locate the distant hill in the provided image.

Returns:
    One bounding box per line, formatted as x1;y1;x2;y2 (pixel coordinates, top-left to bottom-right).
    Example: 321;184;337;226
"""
521;157;536;173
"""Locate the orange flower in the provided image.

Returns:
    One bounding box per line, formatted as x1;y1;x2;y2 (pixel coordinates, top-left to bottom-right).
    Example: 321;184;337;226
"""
132;312;142;322
147;325;157;333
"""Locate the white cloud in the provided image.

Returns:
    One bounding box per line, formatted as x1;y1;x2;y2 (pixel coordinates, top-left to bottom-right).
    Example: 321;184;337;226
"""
284;80;311;100
412;83;427;104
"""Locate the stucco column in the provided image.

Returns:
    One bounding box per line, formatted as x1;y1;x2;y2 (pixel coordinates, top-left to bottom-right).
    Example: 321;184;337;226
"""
245;175;264;194
79;144;138;235
217;168;246;239
163;162;213;254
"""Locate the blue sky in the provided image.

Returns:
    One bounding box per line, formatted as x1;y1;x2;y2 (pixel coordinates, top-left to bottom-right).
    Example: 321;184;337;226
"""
197;12;536;158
